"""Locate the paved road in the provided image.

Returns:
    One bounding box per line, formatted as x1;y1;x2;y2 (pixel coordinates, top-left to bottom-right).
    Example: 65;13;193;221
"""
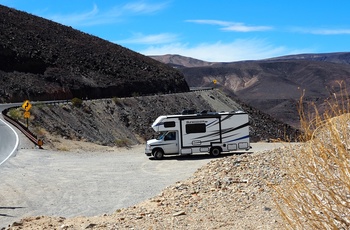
0;104;20;166
0;142;286;228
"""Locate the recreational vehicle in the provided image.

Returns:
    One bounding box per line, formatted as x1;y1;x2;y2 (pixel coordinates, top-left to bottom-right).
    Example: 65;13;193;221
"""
145;110;251;159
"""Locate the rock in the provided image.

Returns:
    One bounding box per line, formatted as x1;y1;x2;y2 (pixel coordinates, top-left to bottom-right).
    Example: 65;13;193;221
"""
173;210;186;216
84;223;97;229
11;222;23;227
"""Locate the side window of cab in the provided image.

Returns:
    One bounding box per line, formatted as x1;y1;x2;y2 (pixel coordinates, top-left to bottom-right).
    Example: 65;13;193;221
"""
164;132;176;141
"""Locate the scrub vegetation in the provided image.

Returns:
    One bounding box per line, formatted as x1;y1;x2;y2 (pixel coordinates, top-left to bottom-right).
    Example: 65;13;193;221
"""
7;107;22;120
275;83;350;229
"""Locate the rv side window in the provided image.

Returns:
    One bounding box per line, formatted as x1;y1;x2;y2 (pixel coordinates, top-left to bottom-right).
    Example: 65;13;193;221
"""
164;121;175;128
164;132;176;141
186;123;206;133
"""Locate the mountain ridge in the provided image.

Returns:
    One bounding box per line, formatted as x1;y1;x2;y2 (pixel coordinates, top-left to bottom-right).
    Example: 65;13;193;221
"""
150;54;350;128
150;52;350;68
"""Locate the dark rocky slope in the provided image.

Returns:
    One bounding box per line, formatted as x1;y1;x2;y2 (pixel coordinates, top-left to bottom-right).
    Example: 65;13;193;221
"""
0;5;188;102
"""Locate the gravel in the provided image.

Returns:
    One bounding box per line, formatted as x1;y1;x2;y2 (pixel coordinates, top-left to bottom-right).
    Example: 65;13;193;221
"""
1;140;294;229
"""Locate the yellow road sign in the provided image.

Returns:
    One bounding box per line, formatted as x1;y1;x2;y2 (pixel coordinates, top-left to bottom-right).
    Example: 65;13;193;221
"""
22;100;32;111
24;111;30;118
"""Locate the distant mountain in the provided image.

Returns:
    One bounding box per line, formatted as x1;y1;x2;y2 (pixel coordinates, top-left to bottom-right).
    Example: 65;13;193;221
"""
0;5;189;102
150;54;213;68
152;54;350;128
150;52;350;68
267;52;350;65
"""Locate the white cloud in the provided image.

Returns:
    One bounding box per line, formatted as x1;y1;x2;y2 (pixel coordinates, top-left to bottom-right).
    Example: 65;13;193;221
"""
222;24;272;32
186;20;231;26
122;1;169;14
47;4;120;26
116;33;179;45
187;19;273;32
308;29;350;35
44;1;169;27
291;27;350;35
138;39;311;62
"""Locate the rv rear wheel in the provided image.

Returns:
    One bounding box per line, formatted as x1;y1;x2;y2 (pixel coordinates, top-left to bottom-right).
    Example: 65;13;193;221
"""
153;149;164;160
210;147;221;157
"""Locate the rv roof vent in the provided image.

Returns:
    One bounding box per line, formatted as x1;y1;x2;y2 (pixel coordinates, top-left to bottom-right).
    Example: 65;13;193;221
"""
199;110;218;115
181;109;197;115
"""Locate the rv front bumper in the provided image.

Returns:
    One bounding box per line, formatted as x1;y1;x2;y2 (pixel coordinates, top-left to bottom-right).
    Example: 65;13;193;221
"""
145;144;152;156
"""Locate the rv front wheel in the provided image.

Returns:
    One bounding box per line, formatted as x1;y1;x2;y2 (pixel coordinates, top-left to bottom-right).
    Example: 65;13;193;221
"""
210;147;221;157
153;149;164;160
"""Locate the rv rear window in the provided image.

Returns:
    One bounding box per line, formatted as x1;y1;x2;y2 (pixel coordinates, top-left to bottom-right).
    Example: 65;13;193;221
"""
164;121;175;128
186;123;206;133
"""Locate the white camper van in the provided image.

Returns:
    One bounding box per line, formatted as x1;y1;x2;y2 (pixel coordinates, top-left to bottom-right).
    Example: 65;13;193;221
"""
145;110;251;159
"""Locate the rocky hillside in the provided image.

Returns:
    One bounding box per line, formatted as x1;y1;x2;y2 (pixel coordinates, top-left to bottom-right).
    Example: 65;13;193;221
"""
151;54;350;128
23;90;298;150
0;5;188;103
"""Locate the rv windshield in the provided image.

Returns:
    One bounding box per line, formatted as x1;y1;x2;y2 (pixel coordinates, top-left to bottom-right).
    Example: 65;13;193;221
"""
156;132;166;140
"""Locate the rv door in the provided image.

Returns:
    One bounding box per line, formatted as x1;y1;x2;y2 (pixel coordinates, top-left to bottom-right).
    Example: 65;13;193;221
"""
162;131;179;154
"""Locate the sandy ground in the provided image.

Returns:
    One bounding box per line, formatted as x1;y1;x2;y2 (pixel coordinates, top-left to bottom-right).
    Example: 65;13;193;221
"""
0;131;286;229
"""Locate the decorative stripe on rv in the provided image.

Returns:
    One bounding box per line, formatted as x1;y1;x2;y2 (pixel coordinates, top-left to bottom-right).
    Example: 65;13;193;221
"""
150;143;174;147
189;122;250;144
228;135;250;142
155;122;163;127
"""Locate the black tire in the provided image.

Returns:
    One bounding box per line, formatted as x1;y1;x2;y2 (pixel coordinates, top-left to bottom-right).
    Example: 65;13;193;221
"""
153;149;164;160
210;147;221;157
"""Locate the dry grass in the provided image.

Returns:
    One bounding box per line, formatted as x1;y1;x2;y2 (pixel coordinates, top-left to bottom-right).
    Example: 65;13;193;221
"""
8;107;23;121
274;83;350;229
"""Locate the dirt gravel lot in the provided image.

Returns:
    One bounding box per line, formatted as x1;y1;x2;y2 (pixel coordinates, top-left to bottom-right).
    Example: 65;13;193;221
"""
0;135;285;229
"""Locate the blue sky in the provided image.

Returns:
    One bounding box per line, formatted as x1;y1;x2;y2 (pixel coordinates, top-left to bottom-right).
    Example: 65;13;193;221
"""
1;0;350;62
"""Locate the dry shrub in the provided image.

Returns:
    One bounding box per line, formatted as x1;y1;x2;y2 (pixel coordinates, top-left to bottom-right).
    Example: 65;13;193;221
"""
71;97;83;107
8;107;23;120
115;138;131;147
275;82;350;229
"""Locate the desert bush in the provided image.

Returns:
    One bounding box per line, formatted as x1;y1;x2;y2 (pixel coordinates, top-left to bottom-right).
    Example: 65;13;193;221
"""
32;127;46;136
112;97;122;105
274;83;350;229
131;92;140;97
7;107;22;120
115;138;131;147
71;97;83;107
